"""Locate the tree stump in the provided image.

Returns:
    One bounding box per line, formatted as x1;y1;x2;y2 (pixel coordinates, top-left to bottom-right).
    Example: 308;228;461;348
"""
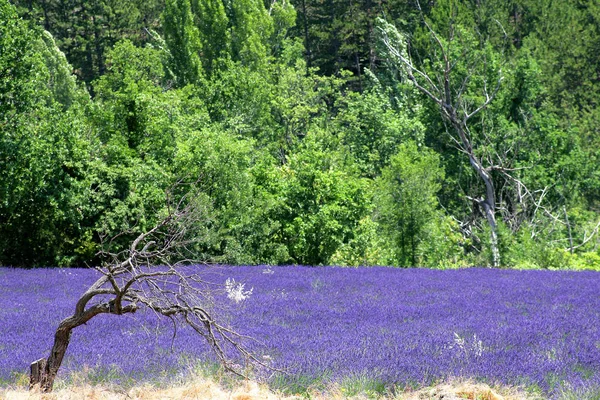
29;358;47;390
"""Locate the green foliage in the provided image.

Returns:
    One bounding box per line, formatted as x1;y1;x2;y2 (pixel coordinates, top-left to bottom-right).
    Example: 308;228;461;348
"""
0;1;50;118
205;60;276;139
37;31;84;109
333;79;425;177
0;1;93;266
204;46;334;157
162;0;204;87
417;215;470;269
3;0;600;268
278;130;371;265
190;0;229;75
269;0;297;56
92;39;181;164
374;141;445;267
163;0;277;81
330;216;380;267
566;252;600;272
81;158;171;261
0;106;95;267
225;0;273;67
173;127;256;261
12;0;165;87
289;0;419;85
471;222;567;270
232;154;291;265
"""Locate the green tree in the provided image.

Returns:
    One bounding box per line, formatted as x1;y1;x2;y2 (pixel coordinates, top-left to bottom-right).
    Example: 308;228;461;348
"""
204;41;333;160
333;76;425;178
173;126;255;261
224;0;273;68
163;0;277;82
278;130;370;265
0;0;93;266
162;0;204;87
87;40;212;257
190;0;229;75
92;39;177;162
375;141;444;267
13;0;165;89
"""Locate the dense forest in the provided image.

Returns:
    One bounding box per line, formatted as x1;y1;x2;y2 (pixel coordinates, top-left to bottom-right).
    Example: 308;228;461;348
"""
1;0;599;269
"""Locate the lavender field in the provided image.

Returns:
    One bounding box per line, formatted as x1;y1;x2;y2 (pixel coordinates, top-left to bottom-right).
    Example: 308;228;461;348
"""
1;266;599;398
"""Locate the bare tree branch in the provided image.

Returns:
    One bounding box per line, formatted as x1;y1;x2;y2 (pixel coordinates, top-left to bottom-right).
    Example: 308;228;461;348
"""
378;9;504;267
567;219;600;252
30;185;270;392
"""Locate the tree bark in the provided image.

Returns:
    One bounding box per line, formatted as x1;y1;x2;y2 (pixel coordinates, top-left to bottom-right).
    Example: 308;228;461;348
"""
481;199;500;268
453;121;500;268
29;358;46;389
29;325;72;392
30;299;137;392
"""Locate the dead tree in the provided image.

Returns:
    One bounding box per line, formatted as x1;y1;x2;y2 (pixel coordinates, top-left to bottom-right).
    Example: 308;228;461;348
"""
29;190;262;392
378;4;504;267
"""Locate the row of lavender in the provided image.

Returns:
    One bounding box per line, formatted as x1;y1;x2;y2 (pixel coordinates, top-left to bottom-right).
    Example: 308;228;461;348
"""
1;266;599;397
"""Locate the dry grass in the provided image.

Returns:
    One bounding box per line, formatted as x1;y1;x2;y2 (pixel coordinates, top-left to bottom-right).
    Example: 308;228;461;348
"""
0;378;538;400
397;379;539;400
2;379;288;400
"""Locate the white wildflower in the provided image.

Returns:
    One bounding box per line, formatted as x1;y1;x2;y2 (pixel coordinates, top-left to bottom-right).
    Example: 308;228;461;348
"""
225;278;253;303
449;332;484;358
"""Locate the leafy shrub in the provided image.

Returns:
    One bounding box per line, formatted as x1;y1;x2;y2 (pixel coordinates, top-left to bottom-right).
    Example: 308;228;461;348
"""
565;252;600;271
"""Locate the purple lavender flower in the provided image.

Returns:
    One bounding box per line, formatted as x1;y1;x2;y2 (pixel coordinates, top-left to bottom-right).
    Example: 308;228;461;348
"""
1;266;599;398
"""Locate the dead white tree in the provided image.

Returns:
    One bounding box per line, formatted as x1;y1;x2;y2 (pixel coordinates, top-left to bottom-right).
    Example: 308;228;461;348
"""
378;4;504;267
29;190;263;392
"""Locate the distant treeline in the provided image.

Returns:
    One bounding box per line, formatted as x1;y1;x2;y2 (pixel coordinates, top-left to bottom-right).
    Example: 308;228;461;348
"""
1;0;599;268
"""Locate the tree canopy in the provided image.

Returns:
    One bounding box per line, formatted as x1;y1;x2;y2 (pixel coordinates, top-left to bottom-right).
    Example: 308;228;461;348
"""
2;0;599;269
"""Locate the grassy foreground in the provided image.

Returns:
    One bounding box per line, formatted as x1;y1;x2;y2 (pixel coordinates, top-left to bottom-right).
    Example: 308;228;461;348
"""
0;377;535;400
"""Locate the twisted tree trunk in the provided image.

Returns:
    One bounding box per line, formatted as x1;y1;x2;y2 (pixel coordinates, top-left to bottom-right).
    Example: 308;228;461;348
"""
30;294;138;392
30;325;72;392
